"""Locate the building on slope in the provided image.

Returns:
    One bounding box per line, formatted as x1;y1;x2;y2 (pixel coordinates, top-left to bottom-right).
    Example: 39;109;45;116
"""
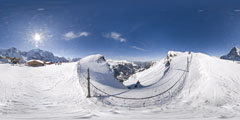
27;60;44;67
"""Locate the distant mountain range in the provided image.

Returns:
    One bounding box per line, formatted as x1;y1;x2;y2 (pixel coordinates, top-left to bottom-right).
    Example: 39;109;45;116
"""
221;47;240;61
107;59;153;82
0;47;71;63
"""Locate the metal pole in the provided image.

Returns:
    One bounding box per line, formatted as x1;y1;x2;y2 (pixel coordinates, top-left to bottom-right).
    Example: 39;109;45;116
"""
87;68;91;98
187;57;189;72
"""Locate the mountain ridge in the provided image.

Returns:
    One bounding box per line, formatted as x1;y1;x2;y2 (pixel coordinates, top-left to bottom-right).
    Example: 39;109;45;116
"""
220;46;240;61
0;47;69;63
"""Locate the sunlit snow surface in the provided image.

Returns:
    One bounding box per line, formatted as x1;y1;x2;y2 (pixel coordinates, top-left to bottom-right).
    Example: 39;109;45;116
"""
1;52;240;119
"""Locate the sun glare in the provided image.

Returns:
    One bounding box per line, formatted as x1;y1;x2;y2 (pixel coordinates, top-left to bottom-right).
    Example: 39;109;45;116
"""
34;33;41;41
31;33;43;47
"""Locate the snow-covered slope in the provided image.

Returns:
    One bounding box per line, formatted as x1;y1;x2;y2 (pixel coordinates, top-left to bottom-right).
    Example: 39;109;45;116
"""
177;53;240;106
221;46;240;61
78;52;190;107
78;52;240;109
124;51;188;87
1;51;240;119
0;62;93;119
79;54;125;89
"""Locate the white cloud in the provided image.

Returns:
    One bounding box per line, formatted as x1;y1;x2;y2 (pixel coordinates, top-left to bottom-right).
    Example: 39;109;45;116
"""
197;9;205;13
104;32;126;43
64;31;76;40
103;32;146;51
64;31;89;40
79;32;89;37
131;46;146;51
37;8;45;11
234;9;240;12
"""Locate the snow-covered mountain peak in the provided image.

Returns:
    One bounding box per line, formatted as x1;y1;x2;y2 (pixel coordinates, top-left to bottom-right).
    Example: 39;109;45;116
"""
0;47;69;63
81;54;106;63
3;47;21;53
167;51;190;57
0;47;23;60
107;59;138;67
8;47;18;51
221;46;240;61
229;46;240;56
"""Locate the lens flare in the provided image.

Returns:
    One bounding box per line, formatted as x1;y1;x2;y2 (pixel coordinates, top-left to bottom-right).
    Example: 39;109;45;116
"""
34;33;41;41
31;33;43;47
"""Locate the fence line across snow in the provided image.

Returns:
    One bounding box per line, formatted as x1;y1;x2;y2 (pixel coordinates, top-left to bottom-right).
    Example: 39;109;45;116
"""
77;54;193;107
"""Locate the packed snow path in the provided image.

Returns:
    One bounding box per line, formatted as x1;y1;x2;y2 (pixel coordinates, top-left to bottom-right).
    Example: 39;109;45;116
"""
77;53;192;107
0;63;94;119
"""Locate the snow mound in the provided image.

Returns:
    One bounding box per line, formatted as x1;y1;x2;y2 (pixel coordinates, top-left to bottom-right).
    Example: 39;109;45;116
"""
79;54;125;89
176;53;240;107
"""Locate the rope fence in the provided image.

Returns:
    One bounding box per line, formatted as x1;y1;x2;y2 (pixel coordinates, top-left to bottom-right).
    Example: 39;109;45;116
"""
77;54;193;107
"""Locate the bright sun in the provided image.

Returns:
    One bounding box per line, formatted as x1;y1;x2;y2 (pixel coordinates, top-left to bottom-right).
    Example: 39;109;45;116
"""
31;33;43;47
34;33;41;41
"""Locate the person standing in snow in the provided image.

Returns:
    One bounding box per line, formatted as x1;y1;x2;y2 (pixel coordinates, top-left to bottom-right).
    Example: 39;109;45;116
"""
135;81;140;88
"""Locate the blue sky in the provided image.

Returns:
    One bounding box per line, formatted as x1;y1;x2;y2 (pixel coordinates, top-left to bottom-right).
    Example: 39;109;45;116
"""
1;0;240;61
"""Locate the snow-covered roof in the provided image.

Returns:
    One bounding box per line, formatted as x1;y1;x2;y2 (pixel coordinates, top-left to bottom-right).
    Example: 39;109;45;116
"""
27;60;44;64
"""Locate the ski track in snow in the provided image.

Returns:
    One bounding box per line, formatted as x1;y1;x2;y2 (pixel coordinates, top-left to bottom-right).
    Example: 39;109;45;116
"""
0;52;240;119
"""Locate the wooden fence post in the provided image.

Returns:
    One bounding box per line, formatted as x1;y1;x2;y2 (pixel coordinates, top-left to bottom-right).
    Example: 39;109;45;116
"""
87;68;91;98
